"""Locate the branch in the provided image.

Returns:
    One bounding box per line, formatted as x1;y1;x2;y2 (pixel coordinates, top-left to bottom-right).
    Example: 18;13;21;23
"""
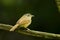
0;23;60;39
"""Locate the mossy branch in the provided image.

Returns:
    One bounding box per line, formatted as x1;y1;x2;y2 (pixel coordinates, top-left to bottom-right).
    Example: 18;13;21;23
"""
0;23;60;39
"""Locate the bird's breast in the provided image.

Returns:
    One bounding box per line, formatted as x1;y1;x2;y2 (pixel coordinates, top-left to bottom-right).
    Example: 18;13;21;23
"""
20;19;31;28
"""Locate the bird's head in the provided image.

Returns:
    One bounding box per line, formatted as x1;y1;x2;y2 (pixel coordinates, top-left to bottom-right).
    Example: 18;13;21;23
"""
23;13;34;18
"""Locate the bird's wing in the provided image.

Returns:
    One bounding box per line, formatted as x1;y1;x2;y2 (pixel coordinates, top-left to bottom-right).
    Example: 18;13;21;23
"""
20;19;30;25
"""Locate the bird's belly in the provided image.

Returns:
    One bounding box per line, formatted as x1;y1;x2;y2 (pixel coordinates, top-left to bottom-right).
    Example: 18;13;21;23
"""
20;21;31;28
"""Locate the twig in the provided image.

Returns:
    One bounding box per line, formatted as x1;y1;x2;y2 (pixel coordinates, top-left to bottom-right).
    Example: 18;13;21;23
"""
0;23;60;39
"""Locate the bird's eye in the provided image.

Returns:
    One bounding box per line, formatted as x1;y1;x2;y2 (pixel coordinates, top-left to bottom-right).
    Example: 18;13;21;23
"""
27;14;30;16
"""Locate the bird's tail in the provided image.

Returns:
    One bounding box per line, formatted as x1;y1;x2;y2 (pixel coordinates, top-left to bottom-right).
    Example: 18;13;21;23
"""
10;24;19;31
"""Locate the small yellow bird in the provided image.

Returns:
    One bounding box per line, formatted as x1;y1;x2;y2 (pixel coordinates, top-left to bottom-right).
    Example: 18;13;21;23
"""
10;13;34;31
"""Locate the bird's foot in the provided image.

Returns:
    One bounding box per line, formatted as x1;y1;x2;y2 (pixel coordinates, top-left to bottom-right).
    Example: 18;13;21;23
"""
26;28;31;32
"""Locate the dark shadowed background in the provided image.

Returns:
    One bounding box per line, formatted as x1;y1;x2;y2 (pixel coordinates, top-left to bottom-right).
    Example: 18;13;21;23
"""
0;0;60;40
0;0;60;33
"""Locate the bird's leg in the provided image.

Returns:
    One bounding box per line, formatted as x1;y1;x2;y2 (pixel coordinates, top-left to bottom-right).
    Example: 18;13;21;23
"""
26;28;30;30
26;28;31;32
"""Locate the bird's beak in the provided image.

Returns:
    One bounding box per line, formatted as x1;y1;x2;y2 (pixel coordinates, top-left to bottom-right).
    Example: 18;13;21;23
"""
32;15;34;17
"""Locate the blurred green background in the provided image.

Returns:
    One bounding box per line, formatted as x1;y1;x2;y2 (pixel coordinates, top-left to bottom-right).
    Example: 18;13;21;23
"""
0;0;60;34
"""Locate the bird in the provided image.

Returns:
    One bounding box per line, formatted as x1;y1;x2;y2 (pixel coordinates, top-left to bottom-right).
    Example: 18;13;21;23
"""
10;13;34;31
